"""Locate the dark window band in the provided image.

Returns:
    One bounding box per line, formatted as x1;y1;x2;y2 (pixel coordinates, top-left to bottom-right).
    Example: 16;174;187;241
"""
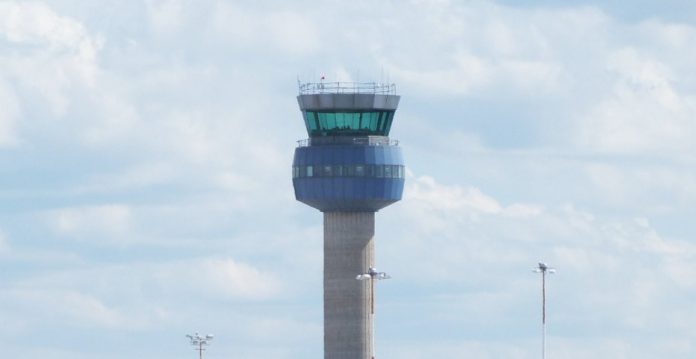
293;165;405;179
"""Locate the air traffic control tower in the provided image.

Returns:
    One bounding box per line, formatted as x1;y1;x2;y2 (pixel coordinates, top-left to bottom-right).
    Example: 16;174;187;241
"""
292;81;405;359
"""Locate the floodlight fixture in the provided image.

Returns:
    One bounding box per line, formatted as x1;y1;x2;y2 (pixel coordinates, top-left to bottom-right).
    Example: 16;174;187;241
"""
186;332;214;359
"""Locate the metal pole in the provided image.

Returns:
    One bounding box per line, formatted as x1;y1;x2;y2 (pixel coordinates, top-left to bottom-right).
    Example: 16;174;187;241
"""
371;276;375;315
542;270;546;359
533;262;554;359
371;276;375;359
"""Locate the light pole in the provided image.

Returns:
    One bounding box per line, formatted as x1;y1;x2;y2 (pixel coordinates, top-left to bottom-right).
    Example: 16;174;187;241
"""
533;262;555;359
186;332;214;359
357;267;390;359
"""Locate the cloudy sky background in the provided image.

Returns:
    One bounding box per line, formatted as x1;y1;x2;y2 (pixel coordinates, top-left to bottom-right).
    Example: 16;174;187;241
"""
1;0;696;358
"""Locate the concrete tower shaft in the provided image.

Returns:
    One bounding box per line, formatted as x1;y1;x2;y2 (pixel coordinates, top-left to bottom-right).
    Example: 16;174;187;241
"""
324;212;374;359
292;82;404;359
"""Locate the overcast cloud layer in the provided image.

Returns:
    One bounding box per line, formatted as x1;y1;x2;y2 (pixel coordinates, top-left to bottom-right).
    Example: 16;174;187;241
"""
1;1;695;358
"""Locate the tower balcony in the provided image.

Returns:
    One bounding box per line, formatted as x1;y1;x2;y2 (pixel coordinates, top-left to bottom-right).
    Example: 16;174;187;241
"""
296;136;400;147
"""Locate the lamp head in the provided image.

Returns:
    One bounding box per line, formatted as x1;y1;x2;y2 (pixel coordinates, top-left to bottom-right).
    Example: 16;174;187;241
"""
533;261;556;274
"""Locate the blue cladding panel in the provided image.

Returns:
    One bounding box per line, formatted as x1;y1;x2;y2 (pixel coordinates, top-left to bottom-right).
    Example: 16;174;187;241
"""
366;148;376;165
335;178;345;199
320;148;330;164
376;148;385;164
295;149;302;165
294;149;302;166
329;147;340;165
355;177;366;199
382;147;392;163
364;178;374;198
389;147;398;163
344;177;354;199
292;151;298;167
306;148;315;164
292;144;405;212
301;148;307;165
356;147;365;163
338;147;349;164
293;178;404;212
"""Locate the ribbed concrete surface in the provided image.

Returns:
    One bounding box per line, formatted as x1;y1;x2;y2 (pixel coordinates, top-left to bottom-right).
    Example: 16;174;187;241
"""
324;212;374;359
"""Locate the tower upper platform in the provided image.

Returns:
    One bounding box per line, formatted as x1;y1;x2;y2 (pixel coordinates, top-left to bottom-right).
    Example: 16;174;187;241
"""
292;82;404;212
297;82;400;138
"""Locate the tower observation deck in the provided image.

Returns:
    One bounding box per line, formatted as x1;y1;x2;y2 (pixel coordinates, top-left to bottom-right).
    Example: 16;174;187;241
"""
292;81;405;359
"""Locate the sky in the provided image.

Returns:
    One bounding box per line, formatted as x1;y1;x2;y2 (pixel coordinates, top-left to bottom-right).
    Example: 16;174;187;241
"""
1;0;696;358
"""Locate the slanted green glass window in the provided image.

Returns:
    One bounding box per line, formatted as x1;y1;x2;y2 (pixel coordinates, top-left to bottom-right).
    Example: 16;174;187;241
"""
384;112;394;133
302;110;396;137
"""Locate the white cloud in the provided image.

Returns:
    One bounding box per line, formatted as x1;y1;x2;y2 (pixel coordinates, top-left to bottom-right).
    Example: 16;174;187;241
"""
8;236;303;349
185;258;282;300
264;11;320;56
0;289;126;329
0;2;96;54
0;80;21;146
385;54;564;98
338;1;696;162
23;257;282;302
383;341;529;359
583;162;696;207
0;0;105;153
403;175;543;226
406;175;501;213
209;2;320;56
246;316;321;343
0;256;282;336
145;0;185;33
0;1;102;89
0;230;8;255
82;92;140;145
574;47;696;155
73;163;178;194
45;204;133;240
367;2;575;98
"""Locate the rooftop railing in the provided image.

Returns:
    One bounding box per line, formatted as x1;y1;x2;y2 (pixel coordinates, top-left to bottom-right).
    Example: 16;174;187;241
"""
298;81;396;95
